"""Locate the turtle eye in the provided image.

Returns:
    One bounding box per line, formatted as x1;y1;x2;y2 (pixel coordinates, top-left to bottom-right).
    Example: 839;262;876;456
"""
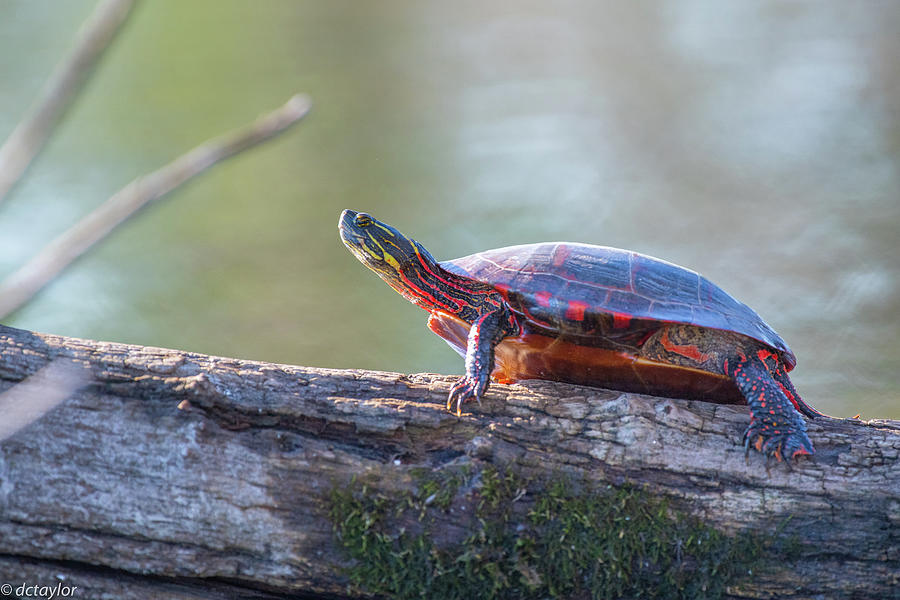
355;213;373;227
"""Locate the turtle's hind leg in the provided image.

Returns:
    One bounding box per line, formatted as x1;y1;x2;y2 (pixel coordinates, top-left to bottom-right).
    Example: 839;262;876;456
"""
730;354;815;461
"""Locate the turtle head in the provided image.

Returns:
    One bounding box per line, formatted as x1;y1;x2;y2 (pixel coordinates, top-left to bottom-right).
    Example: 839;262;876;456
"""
339;209;441;306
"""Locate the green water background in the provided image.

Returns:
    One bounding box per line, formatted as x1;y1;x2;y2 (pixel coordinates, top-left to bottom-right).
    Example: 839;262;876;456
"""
2;1;898;418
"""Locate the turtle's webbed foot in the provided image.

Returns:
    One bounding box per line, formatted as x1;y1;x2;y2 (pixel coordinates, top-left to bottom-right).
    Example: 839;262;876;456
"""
447;373;488;416
743;417;814;463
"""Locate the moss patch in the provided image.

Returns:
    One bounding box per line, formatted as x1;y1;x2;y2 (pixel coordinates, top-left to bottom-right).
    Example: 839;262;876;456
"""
329;467;779;599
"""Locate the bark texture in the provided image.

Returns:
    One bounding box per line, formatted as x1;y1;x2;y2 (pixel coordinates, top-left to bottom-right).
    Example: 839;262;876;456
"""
0;324;897;599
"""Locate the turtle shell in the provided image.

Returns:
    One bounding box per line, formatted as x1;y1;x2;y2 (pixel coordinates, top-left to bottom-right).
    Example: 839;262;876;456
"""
440;242;795;369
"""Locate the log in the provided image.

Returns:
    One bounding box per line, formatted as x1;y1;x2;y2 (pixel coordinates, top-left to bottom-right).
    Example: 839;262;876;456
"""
0;323;897;599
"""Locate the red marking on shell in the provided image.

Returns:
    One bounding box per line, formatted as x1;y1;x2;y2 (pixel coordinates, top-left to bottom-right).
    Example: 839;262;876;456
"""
534;291;552;308
565;300;589;321
610;311;631;329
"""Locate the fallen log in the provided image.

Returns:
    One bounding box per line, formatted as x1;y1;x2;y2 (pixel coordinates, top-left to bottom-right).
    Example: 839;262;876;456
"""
0;324;897;599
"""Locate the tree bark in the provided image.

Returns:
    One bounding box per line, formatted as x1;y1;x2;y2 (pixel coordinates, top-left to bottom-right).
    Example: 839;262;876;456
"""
0;324;897;599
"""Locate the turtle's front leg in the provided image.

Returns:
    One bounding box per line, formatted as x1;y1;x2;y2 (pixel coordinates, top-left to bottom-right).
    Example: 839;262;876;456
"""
447;309;508;416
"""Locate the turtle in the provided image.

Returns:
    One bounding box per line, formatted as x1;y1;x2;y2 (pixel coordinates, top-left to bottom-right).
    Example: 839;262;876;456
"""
339;209;827;461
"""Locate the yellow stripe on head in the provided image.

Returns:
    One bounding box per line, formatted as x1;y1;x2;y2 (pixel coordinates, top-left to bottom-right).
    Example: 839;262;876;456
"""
367;234;400;269
374;222;396;236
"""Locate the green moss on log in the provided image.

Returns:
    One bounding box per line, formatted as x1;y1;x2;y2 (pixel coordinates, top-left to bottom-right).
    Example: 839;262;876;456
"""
329;466;785;599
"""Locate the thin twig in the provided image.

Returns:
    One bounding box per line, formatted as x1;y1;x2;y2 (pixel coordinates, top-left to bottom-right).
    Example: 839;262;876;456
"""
0;94;313;319
0;0;136;205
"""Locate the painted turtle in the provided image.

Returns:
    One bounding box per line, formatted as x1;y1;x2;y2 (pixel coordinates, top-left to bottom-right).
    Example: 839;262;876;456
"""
339;209;826;461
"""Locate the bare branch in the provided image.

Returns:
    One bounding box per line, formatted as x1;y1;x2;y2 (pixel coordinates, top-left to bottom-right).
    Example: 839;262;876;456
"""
0;94;313;319
0;0;136;204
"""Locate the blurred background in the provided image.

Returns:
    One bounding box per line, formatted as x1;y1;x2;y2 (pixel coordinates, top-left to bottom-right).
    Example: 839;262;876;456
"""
1;1;897;418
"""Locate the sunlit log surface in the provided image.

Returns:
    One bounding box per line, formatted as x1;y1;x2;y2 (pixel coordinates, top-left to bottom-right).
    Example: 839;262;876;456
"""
0;324;897;599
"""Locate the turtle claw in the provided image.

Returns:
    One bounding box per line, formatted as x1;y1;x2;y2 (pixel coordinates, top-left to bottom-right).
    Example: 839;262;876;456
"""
447;374;488;416
781;435;814;462
743;420;814;463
